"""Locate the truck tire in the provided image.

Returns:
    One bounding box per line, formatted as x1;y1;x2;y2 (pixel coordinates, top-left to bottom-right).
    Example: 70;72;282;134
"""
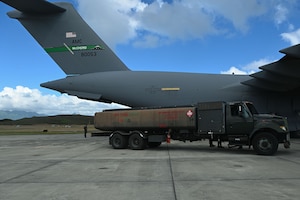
129;133;146;150
252;132;278;155
111;132;128;149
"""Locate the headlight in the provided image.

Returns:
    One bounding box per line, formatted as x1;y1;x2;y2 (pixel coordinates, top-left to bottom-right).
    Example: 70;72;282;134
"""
280;126;287;131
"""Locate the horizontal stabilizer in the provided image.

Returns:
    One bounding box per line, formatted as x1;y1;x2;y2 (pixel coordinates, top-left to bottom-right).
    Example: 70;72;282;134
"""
1;0;65;14
3;0;129;75
242;44;300;91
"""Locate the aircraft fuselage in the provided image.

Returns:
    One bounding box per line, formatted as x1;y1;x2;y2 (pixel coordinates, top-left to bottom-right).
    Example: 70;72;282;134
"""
41;71;300;132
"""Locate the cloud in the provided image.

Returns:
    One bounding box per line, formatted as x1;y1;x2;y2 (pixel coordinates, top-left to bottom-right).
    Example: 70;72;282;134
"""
77;0;146;48
220;67;248;75
0;86;126;116
281;28;300;45
272;1;300;27
274;4;288;25
136;1;217;40
133;34;164;48
221;58;273;75
76;0;267;48
203;0;266;32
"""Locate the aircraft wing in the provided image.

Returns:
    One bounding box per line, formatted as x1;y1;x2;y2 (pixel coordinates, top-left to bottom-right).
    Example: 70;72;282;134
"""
242;44;300;92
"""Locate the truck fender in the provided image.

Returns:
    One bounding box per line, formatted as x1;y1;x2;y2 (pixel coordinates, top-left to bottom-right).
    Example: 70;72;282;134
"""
249;128;277;141
130;131;147;139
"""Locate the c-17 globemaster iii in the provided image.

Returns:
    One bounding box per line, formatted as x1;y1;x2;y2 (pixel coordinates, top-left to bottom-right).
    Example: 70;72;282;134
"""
1;0;300;135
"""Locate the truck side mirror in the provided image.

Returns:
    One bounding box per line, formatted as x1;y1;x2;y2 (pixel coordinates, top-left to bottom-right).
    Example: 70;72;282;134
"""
238;105;247;118
238;105;242;112
238;105;243;117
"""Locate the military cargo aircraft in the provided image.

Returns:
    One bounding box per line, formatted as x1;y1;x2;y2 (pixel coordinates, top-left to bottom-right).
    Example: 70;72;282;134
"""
1;0;300;134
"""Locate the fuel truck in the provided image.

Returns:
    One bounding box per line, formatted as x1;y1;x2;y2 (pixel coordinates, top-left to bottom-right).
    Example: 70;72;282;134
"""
94;101;290;155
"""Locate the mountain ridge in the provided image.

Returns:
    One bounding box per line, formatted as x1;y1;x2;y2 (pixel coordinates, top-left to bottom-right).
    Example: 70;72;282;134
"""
0;111;93;125
0;115;94;125
0;110;44;120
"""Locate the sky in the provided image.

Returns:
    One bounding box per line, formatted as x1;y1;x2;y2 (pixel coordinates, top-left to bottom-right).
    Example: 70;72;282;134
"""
1;0;300;116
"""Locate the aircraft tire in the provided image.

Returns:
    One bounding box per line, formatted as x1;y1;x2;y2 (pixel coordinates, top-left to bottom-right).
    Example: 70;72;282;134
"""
252;132;278;155
111;132;128;149
129;132;146;150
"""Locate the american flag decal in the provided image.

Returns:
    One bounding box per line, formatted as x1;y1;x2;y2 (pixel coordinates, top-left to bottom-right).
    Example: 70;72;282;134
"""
66;32;77;38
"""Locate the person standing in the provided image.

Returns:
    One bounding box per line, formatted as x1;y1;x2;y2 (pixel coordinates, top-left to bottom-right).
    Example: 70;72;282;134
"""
84;125;87;138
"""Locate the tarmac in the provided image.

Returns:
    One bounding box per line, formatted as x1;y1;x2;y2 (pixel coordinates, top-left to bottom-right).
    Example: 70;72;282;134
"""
0;134;299;200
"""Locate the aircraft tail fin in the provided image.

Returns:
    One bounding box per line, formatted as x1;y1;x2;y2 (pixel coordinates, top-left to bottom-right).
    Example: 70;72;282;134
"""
3;0;129;75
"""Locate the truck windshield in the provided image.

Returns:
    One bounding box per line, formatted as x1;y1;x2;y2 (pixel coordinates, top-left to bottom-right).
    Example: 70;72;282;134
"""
246;103;258;115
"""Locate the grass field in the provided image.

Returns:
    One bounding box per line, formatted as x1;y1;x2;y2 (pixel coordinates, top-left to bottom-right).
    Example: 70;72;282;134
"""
0;124;98;135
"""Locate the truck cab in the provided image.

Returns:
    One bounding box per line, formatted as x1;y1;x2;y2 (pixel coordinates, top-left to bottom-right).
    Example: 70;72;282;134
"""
224;101;290;155
226;102;255;135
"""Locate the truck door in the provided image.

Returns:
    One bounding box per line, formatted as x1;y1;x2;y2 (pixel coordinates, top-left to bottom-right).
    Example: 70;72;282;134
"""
226;103;254;135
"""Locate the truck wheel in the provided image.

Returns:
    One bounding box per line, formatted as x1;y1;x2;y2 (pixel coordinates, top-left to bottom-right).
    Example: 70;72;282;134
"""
129;133;146;150
111;133;128;149
252;132;278;155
